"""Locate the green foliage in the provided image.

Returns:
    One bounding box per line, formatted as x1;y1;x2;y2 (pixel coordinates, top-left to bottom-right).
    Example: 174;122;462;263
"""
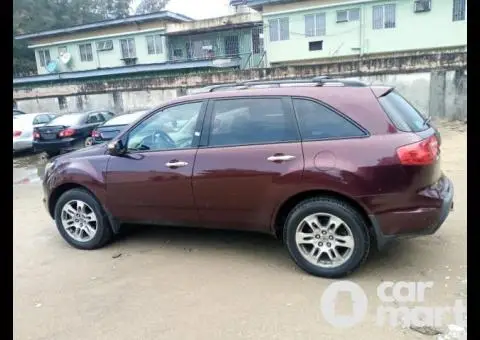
135;0;170;15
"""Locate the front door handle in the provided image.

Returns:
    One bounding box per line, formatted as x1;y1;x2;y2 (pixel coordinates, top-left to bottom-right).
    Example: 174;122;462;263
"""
165;161;189;168
267;154;296;162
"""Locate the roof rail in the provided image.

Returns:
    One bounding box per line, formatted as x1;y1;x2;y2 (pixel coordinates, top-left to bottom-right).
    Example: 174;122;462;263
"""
198;76;367;93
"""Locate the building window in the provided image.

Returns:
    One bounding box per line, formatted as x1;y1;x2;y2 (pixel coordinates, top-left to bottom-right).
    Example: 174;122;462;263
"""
58;46;67;56
96;40;113;51
305;13;326;37
252;27;264;54
268;17;289;42
120;38;136;58
38;49;51;67
146;35;163;55
337;8;360;22
78;43;93;62
224;36;240;56
453;0;466;21
309;40;323;51
372;4;396;29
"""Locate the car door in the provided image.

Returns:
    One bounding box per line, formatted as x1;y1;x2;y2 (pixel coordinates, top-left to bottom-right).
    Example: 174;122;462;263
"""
105;101;206;225
192;97;304;232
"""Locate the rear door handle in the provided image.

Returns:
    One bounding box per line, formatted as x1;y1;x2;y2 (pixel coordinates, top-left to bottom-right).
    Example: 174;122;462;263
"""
267;155;296;162
165;161;189;168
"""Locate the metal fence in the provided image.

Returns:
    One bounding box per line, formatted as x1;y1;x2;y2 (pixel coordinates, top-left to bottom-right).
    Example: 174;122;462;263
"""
167;25;266;69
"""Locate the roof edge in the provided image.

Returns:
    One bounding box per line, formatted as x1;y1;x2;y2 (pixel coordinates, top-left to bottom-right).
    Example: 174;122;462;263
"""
15;11;193;41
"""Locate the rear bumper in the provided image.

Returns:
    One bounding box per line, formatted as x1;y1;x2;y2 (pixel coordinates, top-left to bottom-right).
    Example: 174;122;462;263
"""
33;138;83;153
13;139;32;151
370;176;454;251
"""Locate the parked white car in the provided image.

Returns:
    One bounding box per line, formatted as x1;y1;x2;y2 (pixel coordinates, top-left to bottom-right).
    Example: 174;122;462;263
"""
13;113;57;153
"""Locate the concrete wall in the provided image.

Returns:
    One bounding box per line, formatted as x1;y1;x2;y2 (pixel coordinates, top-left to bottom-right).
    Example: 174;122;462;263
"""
262;0;467;65
15;70;467;120
14;49;467;120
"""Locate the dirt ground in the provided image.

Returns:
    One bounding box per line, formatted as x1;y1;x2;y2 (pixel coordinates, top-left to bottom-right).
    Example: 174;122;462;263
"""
13;122;467;340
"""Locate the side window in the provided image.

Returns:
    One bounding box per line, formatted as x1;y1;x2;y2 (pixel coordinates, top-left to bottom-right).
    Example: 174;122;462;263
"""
127;102;203;152
208;98;298;147
293;99;366;140
33;114;51;125
101;111;115;120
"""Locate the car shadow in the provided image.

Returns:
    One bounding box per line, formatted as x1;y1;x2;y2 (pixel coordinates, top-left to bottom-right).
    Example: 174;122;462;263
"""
110;224;425;278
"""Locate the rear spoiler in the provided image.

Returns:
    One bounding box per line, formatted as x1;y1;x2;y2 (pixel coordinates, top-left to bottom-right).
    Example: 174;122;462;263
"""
370;86;394;98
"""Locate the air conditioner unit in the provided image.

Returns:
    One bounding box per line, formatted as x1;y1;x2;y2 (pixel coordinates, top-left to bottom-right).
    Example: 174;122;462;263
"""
414;0;431;13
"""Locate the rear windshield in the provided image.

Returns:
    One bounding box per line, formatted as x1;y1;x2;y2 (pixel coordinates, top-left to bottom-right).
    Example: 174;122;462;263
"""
378;90;428;132
48;113;85;126
103;112;145;126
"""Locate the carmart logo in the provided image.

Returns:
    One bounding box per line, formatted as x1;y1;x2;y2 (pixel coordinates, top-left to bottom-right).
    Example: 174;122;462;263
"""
320;280;466;329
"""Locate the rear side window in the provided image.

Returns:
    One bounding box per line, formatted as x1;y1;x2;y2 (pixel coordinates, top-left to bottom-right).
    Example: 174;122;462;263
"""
208;98;299;147
378;90;427;132
293;98;366;140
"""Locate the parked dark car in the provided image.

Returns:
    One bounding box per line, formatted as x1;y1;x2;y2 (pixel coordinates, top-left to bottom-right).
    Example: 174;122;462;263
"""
41;77;453;278
13;109;27;116
33;110;114;157
88;110;149;146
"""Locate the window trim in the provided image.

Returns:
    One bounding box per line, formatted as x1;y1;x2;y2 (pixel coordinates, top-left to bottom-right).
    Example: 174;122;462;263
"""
146;34;163;55
78;43;93;62
38;49;51;67
305;12;327;37
452;0;466;21
290;96;370;142
372;3;396;30
268;17;290;42
120;38;137;59
121;100;208;154
200;96;301;149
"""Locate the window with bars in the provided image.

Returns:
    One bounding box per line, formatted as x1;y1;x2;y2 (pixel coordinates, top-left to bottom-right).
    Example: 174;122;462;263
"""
252;27;264;54
38;49;51;67
372;4;396;29
268;17;289;42
305;13;326;37
78;43;93;62
146;35;163;55
336;8;360;23
453;0;466;21
120;38;136;58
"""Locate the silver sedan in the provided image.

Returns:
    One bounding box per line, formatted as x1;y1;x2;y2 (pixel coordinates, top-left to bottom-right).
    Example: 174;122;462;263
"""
13;113;57;153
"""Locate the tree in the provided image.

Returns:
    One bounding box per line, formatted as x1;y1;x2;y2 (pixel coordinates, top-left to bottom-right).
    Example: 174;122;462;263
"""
135;0;170;15
13;0;133;76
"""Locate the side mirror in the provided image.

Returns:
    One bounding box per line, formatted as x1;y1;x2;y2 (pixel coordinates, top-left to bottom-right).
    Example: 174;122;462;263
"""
107;139;126;156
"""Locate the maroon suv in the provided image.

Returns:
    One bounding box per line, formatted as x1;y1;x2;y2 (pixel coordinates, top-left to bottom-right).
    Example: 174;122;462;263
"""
42;77;453;278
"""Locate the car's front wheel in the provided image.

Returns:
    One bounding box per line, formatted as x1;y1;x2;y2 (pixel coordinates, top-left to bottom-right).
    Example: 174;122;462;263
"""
283;197;370;278
54;188;113;250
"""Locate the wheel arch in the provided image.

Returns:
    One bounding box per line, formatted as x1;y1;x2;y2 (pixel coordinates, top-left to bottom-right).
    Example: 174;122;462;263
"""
47;182;120;234
272;189;374;239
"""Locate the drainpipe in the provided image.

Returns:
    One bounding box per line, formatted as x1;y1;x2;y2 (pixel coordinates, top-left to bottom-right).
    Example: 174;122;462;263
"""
359;3;365;57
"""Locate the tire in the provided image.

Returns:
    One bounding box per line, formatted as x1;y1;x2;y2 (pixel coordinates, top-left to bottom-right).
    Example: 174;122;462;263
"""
54;188;113;250
45;150;60;158
283;197;370;278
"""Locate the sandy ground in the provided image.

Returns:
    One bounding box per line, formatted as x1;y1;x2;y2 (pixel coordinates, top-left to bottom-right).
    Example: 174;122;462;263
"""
13;122;467;340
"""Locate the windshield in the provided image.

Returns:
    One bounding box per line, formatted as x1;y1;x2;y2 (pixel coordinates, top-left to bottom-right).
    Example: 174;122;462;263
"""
103;112;146;126
47;113;85;126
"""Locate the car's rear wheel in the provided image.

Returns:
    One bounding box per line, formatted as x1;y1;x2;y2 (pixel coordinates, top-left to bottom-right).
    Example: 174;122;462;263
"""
283;197;370;278
54;188;113;250
84;137;93;147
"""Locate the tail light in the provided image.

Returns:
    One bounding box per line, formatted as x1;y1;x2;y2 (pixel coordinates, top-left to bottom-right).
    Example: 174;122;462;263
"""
91;130;100;138
33;131;40;140
396;135;439;165
59;128;76;138
13;130;22;137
